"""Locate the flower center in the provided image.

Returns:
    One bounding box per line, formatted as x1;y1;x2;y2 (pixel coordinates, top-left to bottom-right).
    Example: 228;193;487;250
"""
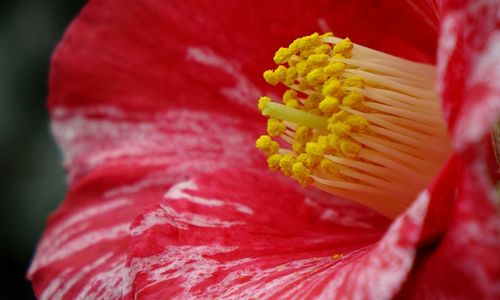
256;32;451;218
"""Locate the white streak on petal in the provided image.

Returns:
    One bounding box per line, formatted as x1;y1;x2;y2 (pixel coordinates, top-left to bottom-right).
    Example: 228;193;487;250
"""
40;198;131;246
304;197;374;229
29;199;132;274
51;253;114;300
104;175;171;198
458;31;500;145
404;0;440;32
39;269;72;300
51;107;257;183
437;11;460;124
130;207;173;236
319;208;372;229
75;256;126;300
34;223;129;270
317;18;331;32
126;245;237;298
160;204;244;228
165;180;254;215
187;46;262;108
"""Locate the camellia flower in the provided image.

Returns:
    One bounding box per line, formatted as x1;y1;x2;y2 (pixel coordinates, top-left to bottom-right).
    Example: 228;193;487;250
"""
28;0;500;299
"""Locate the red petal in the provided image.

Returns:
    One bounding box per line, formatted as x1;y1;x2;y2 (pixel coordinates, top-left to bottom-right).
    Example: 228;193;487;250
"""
438;0;500;146
49;0;439;116
125;169;432;299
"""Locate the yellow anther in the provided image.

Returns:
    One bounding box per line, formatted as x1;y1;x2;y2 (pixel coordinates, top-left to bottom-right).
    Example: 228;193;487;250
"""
323;62;346;77
317;135;329;147
333;37;353;57
297;32;321;51
292;162;312;186
306;142;325;156
317;135;332;154
267;154;282;171
283;89;298;102
298;80;313;91
263;70;280;86
342;92;364;108
313;44;332;55
344;76;365;88
288;33;321;55
288;56;301;67
267;118;286;137
297;153;309;165
274;47;292;64
345;114;368;131
296;60;311;77
304;94;321;109
275;65;287;82
322;79;344;97
283;89;300;108
327;133;340;149
320;32;333;39
306;69;328;86
295;125;312;143
318;97;340;115
285;67;298;85
256;135;280;156
300;49;316;59
258;96;271;112
307;54;329;67
297;153;321;168
320;159;339;176
279;154;295;176
328;122;352;137
288;38;301;53
338;138;361;158
292;141;305;154
329;110;349;123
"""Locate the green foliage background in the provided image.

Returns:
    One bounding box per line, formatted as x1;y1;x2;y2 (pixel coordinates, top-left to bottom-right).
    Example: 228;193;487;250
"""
0;1;84;298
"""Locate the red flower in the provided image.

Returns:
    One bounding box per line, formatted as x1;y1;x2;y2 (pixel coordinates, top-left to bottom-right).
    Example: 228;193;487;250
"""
29;0;500;299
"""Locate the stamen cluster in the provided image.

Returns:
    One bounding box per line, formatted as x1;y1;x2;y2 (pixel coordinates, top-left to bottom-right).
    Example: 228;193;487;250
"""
256;32;451;218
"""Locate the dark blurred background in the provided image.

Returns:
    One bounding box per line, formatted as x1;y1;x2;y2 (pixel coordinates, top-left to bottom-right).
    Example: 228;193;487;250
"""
0;1;84;298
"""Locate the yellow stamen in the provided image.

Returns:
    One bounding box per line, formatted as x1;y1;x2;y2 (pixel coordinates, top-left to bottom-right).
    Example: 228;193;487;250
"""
267;118;286;137
256;32;452;218
256;135;279;156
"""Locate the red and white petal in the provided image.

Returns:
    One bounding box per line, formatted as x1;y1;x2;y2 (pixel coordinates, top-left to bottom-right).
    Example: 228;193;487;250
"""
409;1;500;296
438;0;500;146
28;164;165;299
51;107;262;183
125;169;431;299
31;0;445;298
29;106;267;299
397;140;500;299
